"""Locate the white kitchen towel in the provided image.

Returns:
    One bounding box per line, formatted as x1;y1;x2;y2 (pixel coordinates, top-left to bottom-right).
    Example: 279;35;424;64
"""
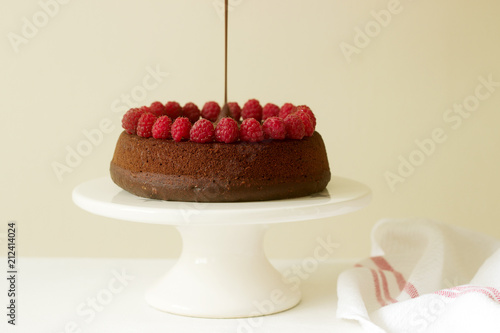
337;218;500;333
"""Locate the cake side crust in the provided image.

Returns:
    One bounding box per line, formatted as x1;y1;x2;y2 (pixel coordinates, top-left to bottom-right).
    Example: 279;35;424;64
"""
110;131;331;202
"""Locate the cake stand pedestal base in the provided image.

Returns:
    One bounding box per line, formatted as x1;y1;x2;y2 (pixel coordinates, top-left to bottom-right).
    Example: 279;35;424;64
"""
146;224;300;318
73;176;371;318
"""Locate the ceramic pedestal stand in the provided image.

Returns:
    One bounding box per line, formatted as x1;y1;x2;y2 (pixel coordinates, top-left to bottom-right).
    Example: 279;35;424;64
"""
73;176;371;318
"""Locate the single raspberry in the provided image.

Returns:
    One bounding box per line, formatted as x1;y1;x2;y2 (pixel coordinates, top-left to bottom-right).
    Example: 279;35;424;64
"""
136;113;157;138
140;105;151;113
296;105;316;127
164;101;183;119
295;111;314;137
122;108;145;134
262;103;280;121
201;101;221;122
279;103;296;119
284;114;305;140
240;118;264;142
152;116;172;139
150;101;166;117
171;117;192;142
182;102;201;123
242;99;263;122
215;117;239;143
190;119;215;143
262;117;286;140
227;102;241;121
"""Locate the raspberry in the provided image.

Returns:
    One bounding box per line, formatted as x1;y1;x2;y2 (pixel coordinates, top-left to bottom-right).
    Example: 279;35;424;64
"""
242;99;263;122
122;108;145;134
164;101;183;119
140;105;151;114
150;101;166;117
171;117;192;142
182;102;201;123
201;101;221;122
227;102;241;121
279;103;296;119
295;111;314;137
240;118;264;142
152;116;172;139
284;114;305;140
136;113;157;138
296;105;316;127
262;103;280;121
262;117;286;140
190;119;215;143
215;117;239;143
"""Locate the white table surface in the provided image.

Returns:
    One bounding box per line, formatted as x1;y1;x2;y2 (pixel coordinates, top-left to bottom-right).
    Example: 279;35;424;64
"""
1;258;364;333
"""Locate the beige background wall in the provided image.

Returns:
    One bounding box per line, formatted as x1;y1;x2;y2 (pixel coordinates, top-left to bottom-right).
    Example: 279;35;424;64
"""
1;0;499;259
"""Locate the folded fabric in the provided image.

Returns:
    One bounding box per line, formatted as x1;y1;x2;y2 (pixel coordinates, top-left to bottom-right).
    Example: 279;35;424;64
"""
337;218;500;333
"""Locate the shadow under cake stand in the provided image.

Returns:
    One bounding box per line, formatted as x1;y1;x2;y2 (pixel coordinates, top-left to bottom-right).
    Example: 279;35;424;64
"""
72;176;371;318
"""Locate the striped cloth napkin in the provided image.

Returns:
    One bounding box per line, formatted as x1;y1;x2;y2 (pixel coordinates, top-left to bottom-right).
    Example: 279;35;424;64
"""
337;218;500;333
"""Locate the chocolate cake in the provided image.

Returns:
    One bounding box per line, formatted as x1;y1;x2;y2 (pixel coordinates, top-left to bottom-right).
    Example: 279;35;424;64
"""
110;100;331;202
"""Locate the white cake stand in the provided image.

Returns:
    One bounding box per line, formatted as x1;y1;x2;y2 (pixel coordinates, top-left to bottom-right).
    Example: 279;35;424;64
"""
72;176;371;318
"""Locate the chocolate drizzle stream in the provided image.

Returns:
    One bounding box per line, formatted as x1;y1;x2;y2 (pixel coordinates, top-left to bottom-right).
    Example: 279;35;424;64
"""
224;0;228;107
218;0;230;121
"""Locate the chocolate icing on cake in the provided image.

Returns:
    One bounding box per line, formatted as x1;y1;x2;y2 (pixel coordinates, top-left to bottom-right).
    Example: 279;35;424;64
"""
110;131;331;202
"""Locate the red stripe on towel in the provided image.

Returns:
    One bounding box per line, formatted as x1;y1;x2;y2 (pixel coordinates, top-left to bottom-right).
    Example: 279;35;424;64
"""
371;256;420;298
435;285;500;303
379;270;397;304
369;268;386;307
403;282;420;299
485;287;500;302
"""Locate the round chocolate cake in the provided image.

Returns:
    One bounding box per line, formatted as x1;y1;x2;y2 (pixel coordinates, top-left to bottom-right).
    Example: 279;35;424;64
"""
110;100;331;202
110;131;330;202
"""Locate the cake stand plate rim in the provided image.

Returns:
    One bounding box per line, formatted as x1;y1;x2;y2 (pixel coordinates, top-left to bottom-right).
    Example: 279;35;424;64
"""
72;176;371;225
